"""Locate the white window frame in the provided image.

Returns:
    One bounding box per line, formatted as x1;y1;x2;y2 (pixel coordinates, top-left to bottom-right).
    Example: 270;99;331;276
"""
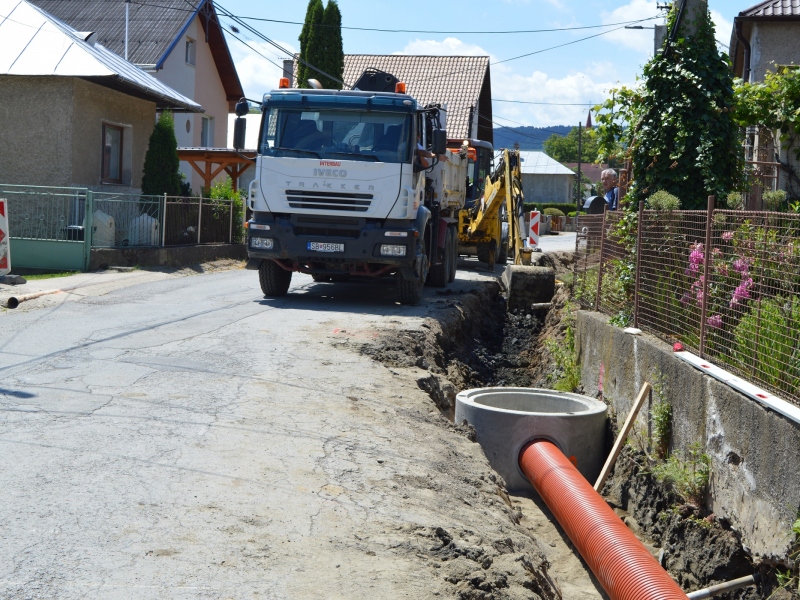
185;37;196;66
201;116;214;148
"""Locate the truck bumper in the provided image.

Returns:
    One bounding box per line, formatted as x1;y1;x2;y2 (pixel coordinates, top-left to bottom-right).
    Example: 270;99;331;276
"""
246;214;420;276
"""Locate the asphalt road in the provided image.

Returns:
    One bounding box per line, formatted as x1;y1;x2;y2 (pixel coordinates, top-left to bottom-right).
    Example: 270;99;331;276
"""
0;264;572;599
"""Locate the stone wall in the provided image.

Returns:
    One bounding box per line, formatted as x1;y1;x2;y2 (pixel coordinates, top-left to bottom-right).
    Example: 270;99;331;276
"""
576;310;800;561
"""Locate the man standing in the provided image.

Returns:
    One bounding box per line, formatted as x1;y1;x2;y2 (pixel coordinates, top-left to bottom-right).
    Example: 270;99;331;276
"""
600;169;619;210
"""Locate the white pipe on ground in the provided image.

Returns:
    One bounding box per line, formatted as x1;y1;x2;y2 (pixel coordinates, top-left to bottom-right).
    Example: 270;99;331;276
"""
686;575;758;599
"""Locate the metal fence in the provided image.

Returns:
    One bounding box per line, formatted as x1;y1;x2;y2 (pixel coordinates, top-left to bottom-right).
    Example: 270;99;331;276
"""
0;184;241;271
575;201;800;407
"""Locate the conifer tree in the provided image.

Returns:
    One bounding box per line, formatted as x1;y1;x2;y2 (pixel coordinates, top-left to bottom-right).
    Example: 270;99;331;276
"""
320;0;344;90
141;111;181;197
297;0;324;88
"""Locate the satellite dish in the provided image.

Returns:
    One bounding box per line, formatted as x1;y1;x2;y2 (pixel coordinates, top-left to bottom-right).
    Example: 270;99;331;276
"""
307;79;323;89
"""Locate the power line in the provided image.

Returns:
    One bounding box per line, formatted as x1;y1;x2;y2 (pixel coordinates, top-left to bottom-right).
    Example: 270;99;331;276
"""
128;2;660;36
414;16;659;83
495;99;598;106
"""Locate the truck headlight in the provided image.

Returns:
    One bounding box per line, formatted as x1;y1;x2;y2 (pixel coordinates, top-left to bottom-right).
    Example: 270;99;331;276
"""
250;237;274;250
380;244;407;257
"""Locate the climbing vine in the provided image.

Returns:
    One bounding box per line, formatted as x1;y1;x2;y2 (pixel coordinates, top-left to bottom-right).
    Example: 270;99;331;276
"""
595;4;744;209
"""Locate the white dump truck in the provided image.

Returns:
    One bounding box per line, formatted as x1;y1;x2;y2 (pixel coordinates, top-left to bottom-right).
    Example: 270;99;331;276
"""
241;70;469;304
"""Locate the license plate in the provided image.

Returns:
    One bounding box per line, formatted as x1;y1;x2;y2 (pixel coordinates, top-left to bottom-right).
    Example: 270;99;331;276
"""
307;242;344;253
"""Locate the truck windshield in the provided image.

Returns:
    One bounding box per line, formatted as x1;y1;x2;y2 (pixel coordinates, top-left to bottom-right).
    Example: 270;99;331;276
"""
260;108;412;164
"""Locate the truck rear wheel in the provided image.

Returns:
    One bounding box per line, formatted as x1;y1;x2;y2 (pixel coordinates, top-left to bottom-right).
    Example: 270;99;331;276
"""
447;227;457;283
259;260;292;297
427;237;450;288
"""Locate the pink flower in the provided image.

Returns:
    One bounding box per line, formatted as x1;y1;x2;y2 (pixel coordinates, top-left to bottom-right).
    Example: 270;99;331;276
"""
688;243;705;273
733;258;750;274
707;314;723;328
680;291;691;305
722;231;734;242
729;277;754;307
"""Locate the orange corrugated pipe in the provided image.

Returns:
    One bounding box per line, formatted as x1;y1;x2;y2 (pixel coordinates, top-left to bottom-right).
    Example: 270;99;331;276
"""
519;440;689;600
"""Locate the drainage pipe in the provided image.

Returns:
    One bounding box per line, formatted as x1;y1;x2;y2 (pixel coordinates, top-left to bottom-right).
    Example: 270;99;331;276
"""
686;574;759;599
519;440;689;600
1;289;63;309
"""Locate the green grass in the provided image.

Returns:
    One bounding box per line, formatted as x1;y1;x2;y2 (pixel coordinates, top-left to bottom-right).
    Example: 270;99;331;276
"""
17;271;80;280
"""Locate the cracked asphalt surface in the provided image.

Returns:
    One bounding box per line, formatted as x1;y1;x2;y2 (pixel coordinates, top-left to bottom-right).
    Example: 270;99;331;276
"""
0;265;569;599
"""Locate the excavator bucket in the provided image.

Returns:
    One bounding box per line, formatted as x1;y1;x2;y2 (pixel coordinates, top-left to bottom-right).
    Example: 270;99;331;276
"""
501;259;556;313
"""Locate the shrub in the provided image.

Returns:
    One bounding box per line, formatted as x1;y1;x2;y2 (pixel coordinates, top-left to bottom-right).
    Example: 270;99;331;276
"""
142;111;181;197
731;296;800;394
726;191;744;210
651;442;710;506
209;177;245;243
646;190;681;211
762;189;787;211
567;211;577;218
543;207;565;217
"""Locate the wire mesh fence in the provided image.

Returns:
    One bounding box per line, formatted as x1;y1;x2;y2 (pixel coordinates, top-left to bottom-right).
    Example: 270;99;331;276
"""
575;205;800;407
1;185;88;241
163;198;234;246
92;192;162;247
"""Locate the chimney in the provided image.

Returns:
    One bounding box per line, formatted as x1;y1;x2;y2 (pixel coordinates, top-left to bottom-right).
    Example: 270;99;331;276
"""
283;59;294;87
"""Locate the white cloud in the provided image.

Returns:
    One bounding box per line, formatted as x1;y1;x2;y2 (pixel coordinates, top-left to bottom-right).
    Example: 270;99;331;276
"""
397;37;496;58
228;37;296;101
711;10;733;50
492;67;625;127
601;0;659;54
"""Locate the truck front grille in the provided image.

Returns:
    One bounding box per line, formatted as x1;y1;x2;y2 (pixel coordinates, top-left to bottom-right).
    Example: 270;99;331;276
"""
286;189;373;213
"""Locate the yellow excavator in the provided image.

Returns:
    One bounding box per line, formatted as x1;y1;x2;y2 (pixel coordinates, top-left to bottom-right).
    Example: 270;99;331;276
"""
450;140;532;269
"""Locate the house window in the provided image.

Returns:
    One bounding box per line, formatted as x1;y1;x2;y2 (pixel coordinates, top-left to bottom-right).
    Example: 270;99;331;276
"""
102;124;123;184
201;116;213;147
185;37;196;66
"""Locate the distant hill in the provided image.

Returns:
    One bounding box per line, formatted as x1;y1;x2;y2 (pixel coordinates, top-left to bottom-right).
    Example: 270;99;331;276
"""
492;125;572;151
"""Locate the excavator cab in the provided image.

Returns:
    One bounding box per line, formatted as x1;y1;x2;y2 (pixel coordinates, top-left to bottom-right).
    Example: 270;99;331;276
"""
462;140;494;208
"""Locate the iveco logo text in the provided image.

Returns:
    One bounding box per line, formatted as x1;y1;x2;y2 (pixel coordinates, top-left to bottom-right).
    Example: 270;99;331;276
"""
314;168;347;178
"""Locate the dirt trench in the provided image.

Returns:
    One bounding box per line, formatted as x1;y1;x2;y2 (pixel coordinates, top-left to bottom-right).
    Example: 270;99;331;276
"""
362;251;796;600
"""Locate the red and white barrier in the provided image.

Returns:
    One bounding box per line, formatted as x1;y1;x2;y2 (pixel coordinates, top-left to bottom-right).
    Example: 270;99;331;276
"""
527;211;540;249
0;198;10;276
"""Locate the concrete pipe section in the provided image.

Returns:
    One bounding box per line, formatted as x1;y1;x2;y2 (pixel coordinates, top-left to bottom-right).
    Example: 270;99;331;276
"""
454;387;607;491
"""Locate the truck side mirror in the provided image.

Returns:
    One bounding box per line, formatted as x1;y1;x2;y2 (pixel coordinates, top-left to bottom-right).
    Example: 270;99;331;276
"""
432;129;447;156
233;117;247;150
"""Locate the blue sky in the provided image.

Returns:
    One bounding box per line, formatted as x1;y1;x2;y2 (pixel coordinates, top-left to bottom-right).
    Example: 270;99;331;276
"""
218;0;749;128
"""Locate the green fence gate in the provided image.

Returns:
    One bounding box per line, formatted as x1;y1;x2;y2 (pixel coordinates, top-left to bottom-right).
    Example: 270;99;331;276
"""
0;185;92;271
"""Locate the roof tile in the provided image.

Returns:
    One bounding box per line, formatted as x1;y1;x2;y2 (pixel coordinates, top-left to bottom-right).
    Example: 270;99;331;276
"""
740;0;800;17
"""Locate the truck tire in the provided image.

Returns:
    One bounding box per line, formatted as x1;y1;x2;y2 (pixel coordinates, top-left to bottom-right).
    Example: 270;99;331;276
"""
447;227;457;283
259;260;292;296
427;238;450;288
397;240;429;305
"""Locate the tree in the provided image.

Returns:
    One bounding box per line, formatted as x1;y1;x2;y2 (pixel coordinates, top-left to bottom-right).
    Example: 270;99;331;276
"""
141;111;181;197
595;2;743;210
320;1;344;90
297;0;324;88
543;126;599;163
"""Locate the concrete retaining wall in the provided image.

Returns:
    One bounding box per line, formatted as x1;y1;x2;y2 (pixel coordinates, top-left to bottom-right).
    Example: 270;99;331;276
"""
576;310;800;561
90;244;246;270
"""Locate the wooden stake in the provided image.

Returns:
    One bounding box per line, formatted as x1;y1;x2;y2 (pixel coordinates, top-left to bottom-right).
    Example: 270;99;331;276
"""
593;381;652;492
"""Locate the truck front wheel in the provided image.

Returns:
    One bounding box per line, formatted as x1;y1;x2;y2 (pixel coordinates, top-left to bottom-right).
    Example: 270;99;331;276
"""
396;241;429;305
259;260;292;297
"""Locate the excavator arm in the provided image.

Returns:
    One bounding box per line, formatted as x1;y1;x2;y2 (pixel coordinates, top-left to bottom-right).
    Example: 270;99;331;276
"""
459;149;531;267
